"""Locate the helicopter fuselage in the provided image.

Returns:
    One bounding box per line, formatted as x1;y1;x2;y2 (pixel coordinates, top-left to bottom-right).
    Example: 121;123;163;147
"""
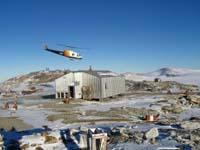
63;50;82;59
44;45;82;60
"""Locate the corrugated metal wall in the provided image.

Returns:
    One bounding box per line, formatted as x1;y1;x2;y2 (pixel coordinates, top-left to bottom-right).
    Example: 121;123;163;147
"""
56;72;83;98
55;72;101;99
55;72;125;99
55;72;73;93
82;73;101;99
101;77;125;98
74;72;83;98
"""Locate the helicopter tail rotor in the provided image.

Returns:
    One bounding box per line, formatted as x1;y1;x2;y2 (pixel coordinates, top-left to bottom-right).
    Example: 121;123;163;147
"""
44;44;48;50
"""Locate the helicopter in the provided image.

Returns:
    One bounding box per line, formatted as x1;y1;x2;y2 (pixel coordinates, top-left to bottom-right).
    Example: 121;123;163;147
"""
44;44;83;60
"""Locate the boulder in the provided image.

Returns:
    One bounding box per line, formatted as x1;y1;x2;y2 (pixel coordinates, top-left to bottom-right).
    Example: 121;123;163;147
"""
145;128;159;140
161;105;173;113
44;135;58;144
35;146;44;150
132;132;144;144
0;135;3;142
118;127;128;134
162;105;183;114
79;126;88;132
110;127;131;143
80;111;86;116
120;133;129;142
31;143;37;147
191;129;200;142
157;119;171;126
20;143;29;150
111;127;125;136
181;121;200;130
188;95;200;104
177;97;187;105
173;106;183;113
170;130;177;138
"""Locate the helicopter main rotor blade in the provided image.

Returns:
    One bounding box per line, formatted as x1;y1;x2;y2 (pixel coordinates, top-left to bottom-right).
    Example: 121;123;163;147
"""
57;44;89;50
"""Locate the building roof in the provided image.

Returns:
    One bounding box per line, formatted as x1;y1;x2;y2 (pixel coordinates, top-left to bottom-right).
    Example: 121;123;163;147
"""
72;70;120;78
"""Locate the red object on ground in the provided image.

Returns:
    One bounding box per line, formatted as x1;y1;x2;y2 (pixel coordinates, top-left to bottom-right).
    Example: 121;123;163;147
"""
144;114;160;122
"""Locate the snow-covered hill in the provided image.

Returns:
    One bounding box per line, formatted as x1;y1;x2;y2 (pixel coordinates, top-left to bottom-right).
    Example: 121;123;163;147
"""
122;67;200;86
0;70;68;97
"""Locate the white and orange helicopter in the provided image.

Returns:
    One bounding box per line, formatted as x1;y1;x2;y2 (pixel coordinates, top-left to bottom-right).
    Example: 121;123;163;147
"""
44;44;83;60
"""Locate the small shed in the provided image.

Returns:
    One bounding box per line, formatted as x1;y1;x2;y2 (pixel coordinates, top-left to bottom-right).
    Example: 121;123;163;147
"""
55;69;125;100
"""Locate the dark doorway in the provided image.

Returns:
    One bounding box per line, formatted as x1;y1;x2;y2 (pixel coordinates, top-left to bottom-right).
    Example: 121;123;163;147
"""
61;92;64;98
69;86;75;98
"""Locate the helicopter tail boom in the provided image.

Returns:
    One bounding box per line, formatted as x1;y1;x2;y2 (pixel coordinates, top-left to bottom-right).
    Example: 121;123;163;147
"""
44;45;64;56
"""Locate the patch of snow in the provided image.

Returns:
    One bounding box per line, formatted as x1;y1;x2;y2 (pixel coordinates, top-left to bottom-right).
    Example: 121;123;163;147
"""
98;72;119;77
0;105;66;130
179;108;200;121
122;72;150;81
78;95;164;112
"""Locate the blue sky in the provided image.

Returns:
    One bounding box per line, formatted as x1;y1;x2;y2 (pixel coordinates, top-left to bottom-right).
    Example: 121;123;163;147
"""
0;0;200;81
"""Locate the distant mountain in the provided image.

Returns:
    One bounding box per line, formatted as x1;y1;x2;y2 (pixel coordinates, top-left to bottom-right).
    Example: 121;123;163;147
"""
122;67;200;86
147;67;200;77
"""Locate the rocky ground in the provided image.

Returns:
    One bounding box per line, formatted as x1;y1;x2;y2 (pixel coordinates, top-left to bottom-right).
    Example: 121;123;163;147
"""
0;91;199;150
126;80;199;93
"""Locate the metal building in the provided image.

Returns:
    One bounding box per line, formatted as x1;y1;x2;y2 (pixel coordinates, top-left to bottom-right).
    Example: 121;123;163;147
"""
55;69;125;100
